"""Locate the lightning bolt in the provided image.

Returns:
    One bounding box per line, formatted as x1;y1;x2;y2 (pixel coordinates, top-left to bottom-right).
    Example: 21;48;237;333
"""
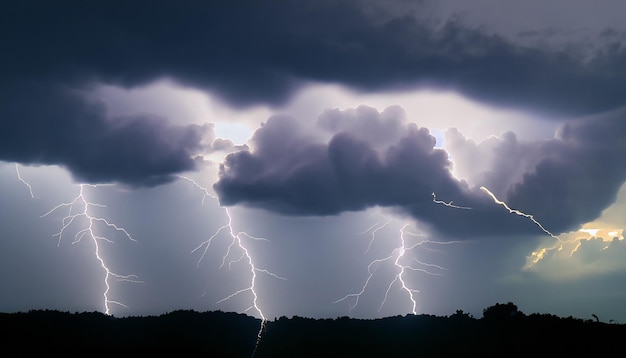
360;218;393;254
480;186;560;241
432;192;471;209
335;218;452;316
480;186;625;268
178;175;284;357
15;163;35;198
479;186;581;267
479;186;565;267
40;183;142;315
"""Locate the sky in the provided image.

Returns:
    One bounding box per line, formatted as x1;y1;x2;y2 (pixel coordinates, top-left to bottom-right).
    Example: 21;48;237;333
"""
2;0;626;323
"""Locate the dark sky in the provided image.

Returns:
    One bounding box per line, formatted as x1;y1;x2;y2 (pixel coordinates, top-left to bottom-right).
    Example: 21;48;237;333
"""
2;0;626;322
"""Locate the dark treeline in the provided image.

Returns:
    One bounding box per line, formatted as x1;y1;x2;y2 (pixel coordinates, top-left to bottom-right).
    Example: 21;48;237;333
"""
2;303;626;357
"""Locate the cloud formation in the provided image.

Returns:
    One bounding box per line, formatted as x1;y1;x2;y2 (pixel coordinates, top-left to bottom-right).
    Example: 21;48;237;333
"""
448;108;626;234
215;106;626;237
214;107;519;237
2;0;626;190
0;81;214;186
2;0;626;115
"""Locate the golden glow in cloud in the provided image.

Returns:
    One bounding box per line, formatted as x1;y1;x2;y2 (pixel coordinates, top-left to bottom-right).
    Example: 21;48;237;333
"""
481;185;625;274
524;182;626;276
526;226;624;269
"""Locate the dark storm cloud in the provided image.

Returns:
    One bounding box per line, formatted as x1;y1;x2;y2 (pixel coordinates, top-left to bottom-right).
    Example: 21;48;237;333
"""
3;0;626;188
214;107;552;237
0;81;212;186
2;0;626;115
447;109;626;235
506;110;626;233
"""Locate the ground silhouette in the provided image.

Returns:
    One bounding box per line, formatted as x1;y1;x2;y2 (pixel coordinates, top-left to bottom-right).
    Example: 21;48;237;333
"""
2;303;625;357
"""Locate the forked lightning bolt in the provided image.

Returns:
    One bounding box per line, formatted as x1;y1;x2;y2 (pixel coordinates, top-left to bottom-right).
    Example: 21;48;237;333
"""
40;183;142;315
335;219;451;315
179;175;285;357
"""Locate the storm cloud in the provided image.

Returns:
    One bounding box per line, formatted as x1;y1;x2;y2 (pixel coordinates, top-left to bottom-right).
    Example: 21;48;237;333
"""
2;1;626;186
213;107;518;237
0;81;213;186
448;108;626;235
215;106;626;237
506;109;626;233
2;0;626;114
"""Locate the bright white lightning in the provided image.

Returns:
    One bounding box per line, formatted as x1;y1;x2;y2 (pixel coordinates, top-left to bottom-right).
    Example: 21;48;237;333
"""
360;218;393;254
334;220;450;316
15;163;35;198
478;186;622;267
40;183;142;315
480;186;561;241
179;175;285;357
479;186;567;267
432;192;471;210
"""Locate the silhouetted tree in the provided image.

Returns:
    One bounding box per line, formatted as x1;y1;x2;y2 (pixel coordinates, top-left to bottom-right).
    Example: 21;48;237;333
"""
592;314;600;322
482;302;523;322
3;307;626;357
450;309;473;320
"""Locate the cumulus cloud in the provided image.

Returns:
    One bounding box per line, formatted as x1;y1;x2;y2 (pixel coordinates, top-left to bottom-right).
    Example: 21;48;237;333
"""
214;106;541;237
444;129;543;199
3;0;626;188
447;108;626;234
214;106;626;237
506;109;626;233
214;107;458;212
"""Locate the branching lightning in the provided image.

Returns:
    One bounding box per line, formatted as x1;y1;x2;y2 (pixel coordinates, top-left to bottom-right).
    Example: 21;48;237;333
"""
179;175;285;357
335;217;454;316
15;163;35;198
40;183;142;315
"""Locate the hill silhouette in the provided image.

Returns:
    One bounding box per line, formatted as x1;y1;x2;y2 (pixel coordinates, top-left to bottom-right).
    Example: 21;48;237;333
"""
2;303;625;357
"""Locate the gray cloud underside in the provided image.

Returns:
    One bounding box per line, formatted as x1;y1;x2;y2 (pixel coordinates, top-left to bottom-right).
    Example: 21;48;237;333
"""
3;0;626;188
214;106;626;237
0;81;215;186
2;0;625;116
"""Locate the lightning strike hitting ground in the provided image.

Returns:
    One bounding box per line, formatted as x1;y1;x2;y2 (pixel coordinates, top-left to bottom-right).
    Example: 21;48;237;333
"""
179;175;285;357
15;163;35;198
40;183;142;315
334;219;450;316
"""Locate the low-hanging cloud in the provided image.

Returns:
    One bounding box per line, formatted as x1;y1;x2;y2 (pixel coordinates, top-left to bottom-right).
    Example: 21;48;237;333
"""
0;81;215;186
506;110;626;234
447;108;626;234
3;1;626;188
214;107;527;237
215;106;626;237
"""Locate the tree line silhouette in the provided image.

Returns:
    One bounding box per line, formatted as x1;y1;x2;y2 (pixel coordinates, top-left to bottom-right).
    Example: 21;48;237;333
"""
1;303;625;357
